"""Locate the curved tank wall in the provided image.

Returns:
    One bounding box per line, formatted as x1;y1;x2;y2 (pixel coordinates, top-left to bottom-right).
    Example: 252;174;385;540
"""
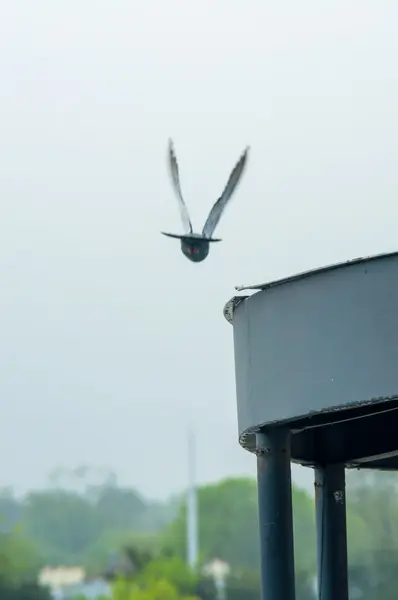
227;251;398;467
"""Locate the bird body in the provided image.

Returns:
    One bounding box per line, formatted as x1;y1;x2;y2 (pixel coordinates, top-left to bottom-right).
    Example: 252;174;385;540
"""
162;139;249;263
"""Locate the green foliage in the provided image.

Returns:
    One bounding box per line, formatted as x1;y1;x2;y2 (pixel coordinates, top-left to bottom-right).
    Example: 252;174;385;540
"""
113;578;197;600
346;470;398;598
134;556;198;596
23;490;101;564
162;477;260;569
109;554;199;600
347;470;398;554
86;531;161;576
0;527;50;600
291;486;316;574
0;469;177;568
3;467;398;600
0;527;42;586
0;489;22;532
162;476;316;576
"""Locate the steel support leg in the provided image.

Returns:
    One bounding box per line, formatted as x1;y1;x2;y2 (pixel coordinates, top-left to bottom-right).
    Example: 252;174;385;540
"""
315;463;349;600
256;428;296;600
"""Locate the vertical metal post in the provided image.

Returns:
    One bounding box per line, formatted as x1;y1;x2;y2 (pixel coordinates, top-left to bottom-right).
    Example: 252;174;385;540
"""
256;428;296;600
187;428;198;568
315;463;349;600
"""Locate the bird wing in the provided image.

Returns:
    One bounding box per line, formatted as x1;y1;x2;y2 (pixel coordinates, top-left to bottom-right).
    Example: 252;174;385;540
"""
167;139;193;234
202;146;249;239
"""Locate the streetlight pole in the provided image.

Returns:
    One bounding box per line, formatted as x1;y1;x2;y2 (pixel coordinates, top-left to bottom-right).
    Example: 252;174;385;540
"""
187;427;198;568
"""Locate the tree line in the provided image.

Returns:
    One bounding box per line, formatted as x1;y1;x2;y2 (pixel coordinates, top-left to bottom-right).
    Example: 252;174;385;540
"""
1;466;398;599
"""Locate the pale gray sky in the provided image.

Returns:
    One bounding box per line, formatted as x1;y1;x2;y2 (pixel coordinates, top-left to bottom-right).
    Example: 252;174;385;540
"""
0;0;397;499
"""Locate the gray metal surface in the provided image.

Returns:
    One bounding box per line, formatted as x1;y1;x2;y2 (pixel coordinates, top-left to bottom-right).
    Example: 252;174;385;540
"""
226;251;398;466
315;464;349;600
256;429;296;600
234;249;398;292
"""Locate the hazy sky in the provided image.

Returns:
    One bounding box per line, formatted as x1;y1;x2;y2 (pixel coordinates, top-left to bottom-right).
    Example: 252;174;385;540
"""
0;0;397;499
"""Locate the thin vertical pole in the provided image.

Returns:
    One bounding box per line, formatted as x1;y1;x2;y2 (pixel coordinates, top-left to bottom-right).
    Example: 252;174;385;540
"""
187;428;198;568
256;428;296;600
315;463;349;600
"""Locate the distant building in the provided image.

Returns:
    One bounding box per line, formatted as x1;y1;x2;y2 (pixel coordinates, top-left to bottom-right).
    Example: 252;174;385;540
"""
39;566;85;589
38;566;111;599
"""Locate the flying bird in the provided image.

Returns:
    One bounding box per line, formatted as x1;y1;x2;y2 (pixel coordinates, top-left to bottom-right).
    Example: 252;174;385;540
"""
162;139;249;262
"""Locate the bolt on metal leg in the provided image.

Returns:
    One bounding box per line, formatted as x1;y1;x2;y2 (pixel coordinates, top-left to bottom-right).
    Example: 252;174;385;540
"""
315;463;349;600
256;428;296;600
